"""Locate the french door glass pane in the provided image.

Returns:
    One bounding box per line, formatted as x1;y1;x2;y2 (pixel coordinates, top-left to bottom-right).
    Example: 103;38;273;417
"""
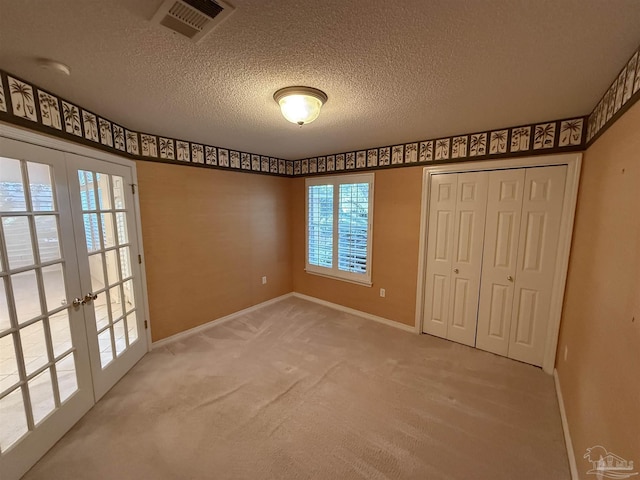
0;388;28;450
49;310;72;358
88;253;105;292
82;214;100;252
119;247;131;279
28;369;55;425
27;162;55;211
109;286;123;320
42;263;66;312
78;171;96;210
0;157;27;211
127;311;138;344
20;320;48;376
112;176;126;209
0;333;19;392
95;173;111;210
34;215;61;262
55;353;78;403
105;250;120;286
0;281;10;332
93;293;109;330
98;329;113;368
123;279;135;311
101;213;116;248
3;216;34;269
113;320;126;355
116;212;128;244
12;270;42;324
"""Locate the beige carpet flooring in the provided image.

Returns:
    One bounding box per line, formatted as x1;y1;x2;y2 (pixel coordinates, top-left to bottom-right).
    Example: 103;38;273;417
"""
23;297;570;479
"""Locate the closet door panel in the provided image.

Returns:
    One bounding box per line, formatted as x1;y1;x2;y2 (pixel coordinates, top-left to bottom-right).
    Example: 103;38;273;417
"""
508;166;567;366
476;169;525;356
447;172;489;347
422;174;457;337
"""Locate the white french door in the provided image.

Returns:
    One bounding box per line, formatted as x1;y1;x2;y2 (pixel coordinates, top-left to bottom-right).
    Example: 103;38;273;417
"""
0;135;148;480
65;154;147;400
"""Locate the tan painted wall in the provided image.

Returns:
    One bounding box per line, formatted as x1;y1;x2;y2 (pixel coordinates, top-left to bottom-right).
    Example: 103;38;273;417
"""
291;166;424;326
556;101;640;476
136;162;293;341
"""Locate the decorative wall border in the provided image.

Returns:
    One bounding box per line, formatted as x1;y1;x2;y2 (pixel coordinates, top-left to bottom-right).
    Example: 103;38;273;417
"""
0;70;294;177
3;43;639;180
586;44;640;146
291;116;587;177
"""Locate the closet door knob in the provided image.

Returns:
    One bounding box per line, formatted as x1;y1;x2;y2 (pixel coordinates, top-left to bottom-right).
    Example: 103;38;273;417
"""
507;275;513;282
453;268;459;274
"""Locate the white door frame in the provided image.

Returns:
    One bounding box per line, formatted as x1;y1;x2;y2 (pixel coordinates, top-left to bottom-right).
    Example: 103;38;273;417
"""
414;153;582;374
0;123;153;352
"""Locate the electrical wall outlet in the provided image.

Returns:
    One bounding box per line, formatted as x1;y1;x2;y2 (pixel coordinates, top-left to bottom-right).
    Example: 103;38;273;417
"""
261;276;267;285
380;288;385;298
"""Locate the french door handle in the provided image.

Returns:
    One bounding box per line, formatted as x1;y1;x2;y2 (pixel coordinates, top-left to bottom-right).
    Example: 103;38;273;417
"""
73;293;98;307
83;292;98;303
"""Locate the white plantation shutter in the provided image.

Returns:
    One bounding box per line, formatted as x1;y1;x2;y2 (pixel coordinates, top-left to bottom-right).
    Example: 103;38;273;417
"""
308;184;333;268
305;174;373;285
338;183;369;273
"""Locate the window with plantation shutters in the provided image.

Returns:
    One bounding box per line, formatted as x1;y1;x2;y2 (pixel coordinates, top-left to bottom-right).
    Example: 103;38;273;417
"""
305;174;374;285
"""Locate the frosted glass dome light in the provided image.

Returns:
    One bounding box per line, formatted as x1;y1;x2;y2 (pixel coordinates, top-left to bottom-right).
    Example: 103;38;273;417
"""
274;86;328;126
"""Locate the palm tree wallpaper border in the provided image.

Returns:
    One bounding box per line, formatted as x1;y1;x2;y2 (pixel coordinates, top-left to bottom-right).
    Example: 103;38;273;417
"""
0;42;639;178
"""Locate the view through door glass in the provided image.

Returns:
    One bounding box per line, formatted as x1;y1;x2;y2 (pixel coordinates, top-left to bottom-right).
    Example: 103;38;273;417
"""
0;157;80;452
77;170;138;369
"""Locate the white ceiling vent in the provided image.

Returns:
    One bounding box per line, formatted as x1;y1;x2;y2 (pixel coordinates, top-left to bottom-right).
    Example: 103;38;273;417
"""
151;0;235;43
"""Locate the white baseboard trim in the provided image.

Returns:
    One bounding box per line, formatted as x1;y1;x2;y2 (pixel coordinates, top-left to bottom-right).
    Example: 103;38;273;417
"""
554;369;579;480
152;293;294;349
291;292;416;333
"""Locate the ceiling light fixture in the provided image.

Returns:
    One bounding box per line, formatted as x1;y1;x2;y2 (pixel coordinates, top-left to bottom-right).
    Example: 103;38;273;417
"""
37;58;71;76
273;86;327;126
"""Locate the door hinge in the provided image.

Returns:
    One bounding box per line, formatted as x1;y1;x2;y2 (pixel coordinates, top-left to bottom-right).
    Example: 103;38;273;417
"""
138;254;142;264
144;320;148;329
131;184;136;194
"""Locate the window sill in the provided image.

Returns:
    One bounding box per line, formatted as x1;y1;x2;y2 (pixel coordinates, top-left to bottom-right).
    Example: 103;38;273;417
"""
304;268;372;287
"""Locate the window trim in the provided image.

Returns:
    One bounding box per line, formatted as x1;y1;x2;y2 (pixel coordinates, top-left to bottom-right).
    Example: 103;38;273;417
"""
305;173;374;286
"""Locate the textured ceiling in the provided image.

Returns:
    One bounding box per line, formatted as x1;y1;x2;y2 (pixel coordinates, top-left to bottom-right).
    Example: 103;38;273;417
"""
0;1;639;160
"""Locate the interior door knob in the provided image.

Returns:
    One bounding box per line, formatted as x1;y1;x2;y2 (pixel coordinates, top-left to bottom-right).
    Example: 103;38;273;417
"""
507;275;513;282
453;268;459;274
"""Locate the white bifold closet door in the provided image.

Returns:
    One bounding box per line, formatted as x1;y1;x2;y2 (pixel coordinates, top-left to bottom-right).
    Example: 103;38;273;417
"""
422;171;488;346
423;165;567;367
476;165;567;365
475;169;526;356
